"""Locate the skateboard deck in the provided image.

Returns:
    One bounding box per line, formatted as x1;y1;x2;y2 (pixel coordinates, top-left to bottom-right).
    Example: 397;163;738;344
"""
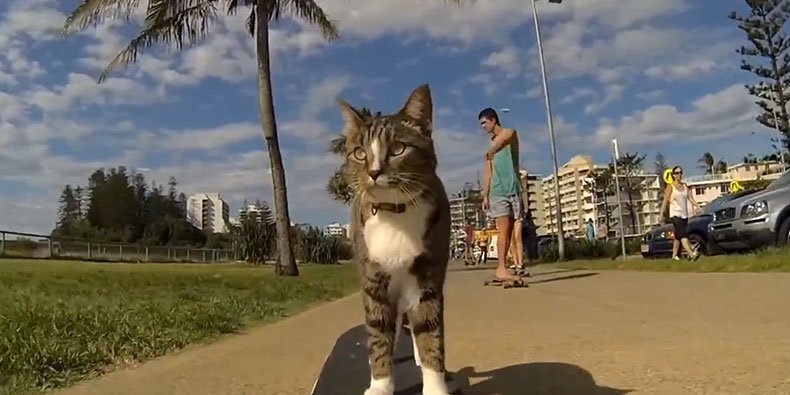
483;277;528;288
311;324;462;394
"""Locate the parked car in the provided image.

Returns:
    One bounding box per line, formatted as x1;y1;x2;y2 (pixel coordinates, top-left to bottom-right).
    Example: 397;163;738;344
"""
641;189;761;259
708;170;790;251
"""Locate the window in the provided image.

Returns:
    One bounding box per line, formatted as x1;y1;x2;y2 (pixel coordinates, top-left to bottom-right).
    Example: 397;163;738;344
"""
720;185;729;193
695;187;705;195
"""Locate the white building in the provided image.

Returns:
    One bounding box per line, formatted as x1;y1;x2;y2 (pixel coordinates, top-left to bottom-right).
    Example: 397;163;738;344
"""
186;193;230;233
326;222;347;237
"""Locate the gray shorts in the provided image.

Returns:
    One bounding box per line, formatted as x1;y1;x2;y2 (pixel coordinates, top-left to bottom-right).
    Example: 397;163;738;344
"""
488;194;524;220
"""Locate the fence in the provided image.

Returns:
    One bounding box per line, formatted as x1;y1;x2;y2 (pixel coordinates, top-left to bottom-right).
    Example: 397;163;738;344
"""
0;230;236;263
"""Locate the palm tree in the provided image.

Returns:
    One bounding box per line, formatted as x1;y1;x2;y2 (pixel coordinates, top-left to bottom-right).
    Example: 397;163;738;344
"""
326;135;354;204
614;152;646;234
61;0;339;276
698;152;715;174
714;159;728;174
587;168;614;239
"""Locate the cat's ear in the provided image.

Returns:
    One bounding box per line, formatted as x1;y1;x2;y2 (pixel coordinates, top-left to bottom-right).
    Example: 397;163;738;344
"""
337;99;364;137
399;84;433;135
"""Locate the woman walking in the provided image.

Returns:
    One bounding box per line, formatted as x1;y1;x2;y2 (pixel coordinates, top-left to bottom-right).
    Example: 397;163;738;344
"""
660;166;702;261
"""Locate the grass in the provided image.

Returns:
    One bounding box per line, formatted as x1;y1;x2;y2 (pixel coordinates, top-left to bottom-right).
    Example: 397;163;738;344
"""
553;247;790;273
0;259;358;395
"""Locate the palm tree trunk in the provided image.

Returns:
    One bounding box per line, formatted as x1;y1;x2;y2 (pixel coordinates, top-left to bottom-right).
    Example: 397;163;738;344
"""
255;3;298;276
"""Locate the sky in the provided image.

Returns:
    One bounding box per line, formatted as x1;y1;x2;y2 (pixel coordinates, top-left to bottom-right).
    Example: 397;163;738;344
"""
0;0;782;234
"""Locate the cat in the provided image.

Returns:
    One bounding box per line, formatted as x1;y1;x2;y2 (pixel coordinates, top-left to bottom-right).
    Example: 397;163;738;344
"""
337;84;452;395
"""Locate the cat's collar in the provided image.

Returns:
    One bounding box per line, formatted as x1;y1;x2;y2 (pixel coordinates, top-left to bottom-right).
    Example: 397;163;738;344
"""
370;202;407;215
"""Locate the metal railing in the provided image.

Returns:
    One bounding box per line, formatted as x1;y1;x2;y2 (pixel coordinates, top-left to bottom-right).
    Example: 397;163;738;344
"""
0;230;235;263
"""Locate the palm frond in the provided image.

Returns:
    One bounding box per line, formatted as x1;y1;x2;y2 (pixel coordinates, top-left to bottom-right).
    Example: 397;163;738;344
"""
285;0;339;40
97;0;219;82
63;0;143;35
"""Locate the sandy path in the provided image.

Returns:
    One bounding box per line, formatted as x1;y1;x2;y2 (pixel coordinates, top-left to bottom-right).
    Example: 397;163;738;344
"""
57;267;790;395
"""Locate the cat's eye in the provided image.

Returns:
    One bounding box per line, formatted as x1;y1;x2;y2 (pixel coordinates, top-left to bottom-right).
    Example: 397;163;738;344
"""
389;142;407;156
352;147;367;161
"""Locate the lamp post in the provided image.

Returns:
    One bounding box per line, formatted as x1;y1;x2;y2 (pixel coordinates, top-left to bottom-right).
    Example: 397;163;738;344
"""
612;139;627;259
530;0;565;259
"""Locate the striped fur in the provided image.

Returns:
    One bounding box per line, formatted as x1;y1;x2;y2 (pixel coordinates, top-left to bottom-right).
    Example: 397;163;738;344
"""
337;84;451;395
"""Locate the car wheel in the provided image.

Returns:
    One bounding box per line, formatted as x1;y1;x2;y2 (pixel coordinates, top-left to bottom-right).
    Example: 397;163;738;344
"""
778;216;790;247
684;234;707;258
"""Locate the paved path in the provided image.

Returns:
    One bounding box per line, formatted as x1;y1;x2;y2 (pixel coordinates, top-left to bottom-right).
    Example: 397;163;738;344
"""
58;266;790;395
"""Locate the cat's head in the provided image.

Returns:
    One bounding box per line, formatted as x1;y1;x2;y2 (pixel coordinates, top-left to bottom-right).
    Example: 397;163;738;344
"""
337;84;437;204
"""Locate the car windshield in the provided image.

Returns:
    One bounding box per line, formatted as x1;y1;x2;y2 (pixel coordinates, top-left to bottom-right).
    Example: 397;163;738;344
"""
765;169;790;190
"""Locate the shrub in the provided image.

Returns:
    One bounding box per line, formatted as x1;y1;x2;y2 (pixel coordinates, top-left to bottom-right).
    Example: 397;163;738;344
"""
537;238;639;263
295;227;351;264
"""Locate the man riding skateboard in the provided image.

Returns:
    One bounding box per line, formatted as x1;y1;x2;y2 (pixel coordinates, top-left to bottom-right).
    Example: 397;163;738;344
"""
479;107;525;283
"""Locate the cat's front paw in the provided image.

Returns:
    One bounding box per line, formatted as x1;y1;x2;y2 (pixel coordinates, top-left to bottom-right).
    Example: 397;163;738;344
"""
364;387;394;395
421;371;451;395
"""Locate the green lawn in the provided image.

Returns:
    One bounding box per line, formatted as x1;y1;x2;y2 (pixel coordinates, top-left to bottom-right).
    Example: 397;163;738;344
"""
552;247;790;273
0;259;358;395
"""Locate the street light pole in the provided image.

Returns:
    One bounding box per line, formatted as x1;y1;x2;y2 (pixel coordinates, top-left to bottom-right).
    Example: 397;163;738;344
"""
612;139;627;259
530;0;564;260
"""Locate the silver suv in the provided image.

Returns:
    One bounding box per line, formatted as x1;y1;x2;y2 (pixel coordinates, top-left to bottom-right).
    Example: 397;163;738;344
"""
708;170;790;251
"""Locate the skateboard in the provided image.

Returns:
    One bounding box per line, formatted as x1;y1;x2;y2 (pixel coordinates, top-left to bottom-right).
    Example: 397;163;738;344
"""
311;324;462;395
483;277;528;288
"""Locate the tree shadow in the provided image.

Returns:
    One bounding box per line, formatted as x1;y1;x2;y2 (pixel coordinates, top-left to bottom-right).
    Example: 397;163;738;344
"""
451;363;633;395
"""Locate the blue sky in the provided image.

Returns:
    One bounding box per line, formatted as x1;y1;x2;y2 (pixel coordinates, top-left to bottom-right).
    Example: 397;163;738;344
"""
0;0;780;233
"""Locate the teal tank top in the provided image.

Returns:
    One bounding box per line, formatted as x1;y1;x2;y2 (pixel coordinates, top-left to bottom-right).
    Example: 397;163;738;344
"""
490;132;522;197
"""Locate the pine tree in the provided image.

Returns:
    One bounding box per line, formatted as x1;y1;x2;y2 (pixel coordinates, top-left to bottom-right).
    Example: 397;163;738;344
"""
730;0;790;151
56;184;81;233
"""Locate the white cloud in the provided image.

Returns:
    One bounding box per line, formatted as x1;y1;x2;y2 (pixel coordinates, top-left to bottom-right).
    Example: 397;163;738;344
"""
637;89;666;102
482;46;521;79
300;75;350;120
584;84;624;115
25;73;165;112
592;84;756;146
560;88;596;105
644;60;719;81
156;123;263;151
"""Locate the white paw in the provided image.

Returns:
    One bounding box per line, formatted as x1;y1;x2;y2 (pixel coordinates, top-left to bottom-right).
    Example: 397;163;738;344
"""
421;369;450;395
364;387;393;395
422;387;450;395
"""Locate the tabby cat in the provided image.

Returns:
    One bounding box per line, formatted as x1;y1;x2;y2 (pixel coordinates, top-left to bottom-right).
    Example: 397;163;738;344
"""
337;84;452;395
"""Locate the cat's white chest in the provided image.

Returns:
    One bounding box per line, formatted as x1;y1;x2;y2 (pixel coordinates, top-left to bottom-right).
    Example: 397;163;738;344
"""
363;204;430;270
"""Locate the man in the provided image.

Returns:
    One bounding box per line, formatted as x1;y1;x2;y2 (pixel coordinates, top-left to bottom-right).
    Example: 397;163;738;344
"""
479;107;525;281
585;218;596;242
464;220;476;265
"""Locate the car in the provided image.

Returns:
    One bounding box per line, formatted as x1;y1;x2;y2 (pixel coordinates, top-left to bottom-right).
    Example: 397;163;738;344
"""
641;189;761;259
708;170;790;251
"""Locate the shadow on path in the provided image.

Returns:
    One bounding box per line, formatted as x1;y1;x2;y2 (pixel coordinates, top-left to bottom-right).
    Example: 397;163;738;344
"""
526;272;599;285
452;363;633;395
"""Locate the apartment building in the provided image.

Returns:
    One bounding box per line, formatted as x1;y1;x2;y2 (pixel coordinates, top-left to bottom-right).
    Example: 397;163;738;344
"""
686;161;785;206
519;170;547;235
325;222;347;238
534;155;663;238
449;183;486;231
540;155;602;237
186;193;230;233
594;174;662;237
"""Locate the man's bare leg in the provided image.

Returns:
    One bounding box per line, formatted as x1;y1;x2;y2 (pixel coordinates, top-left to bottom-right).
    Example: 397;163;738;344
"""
495;216;517;280
512;219;524;268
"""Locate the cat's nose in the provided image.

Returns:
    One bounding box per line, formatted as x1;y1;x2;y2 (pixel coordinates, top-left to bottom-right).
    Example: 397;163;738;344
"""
368;170;382;180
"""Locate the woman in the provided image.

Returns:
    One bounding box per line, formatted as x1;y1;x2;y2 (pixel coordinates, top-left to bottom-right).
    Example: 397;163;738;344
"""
660;166;702;261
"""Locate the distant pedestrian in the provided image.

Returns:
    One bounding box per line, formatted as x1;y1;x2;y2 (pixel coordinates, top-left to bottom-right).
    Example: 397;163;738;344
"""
585;218;595;242
660;166;701;261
